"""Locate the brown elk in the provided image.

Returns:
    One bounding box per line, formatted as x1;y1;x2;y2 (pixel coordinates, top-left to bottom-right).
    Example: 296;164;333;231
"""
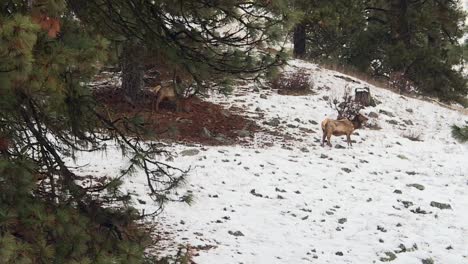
321;114;368;147
149;82;180;112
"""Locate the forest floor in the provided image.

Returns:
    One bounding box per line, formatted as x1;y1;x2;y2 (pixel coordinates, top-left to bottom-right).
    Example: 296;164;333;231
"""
76;59;468;264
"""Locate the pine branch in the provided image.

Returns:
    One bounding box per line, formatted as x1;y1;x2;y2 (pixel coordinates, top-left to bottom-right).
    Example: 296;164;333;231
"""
451;125;468;143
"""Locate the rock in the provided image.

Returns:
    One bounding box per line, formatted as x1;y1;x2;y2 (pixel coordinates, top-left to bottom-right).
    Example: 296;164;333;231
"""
393;189;402;194
250;189;263;197
294;118;301;122
236;130;251;137
309;120;318;125
400;200;413;208
320;154;328;159
335;144;346;149
322;95;330;101
377;225;387;232
253;87;260;92
368;112;379;118
255;107;262;112
221;110;231;118
286;124;297;128
335;251;344;256
341;168;352;173
228;230;244;237
410;207;429;214
405;171;417;175
421;258;434;264
267;118;281;127
403;119;414;126
430;201;452;210
260;94;268;99
406;108;413;113
202;127;212;138
338;218;347;224
379;109;395;117
180;149;200;156
380;252;397;262
300;147;309;153
407;183;425;191
386;119;399;125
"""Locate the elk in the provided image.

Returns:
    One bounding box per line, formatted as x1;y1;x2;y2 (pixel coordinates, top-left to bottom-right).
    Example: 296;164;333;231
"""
321;113;368;147
149;82;180;112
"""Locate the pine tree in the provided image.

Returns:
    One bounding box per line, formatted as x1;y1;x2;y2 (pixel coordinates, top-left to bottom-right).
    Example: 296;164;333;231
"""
0;0;189;262
68;0;295;100
293;0;467;102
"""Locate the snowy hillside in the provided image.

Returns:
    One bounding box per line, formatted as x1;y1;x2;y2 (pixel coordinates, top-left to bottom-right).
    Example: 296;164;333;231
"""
74;60;468;264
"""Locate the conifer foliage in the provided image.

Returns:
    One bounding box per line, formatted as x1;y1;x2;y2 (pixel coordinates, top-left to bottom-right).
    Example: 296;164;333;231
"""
0;1;188;262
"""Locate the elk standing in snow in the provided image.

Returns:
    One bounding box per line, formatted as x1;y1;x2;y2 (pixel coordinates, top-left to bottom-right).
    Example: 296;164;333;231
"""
321;114;368;147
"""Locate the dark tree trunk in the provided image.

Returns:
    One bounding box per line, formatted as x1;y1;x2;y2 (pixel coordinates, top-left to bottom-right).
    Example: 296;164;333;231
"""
293;22;306;58
391;0;410;47
121;41;145;103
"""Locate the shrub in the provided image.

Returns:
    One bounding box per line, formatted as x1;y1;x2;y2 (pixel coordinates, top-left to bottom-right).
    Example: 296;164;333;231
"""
328;86;364;119
272;69;313;95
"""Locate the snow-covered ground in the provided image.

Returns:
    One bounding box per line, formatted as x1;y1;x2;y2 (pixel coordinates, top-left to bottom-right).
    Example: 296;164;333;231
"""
75;60;468;264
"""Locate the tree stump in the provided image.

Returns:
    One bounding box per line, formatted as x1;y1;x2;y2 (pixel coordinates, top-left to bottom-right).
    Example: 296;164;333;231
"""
355;87;371;107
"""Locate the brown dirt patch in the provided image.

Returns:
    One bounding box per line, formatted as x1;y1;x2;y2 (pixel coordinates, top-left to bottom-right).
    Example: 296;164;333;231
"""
93;87;259;145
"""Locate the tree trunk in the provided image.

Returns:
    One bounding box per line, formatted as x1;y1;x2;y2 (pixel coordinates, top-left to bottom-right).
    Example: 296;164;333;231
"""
391;0;410;47
121;41;145;103
293;22;306;58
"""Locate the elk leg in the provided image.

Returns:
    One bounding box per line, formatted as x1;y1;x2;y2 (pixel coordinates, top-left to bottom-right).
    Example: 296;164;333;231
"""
321;131;327;147
155;95;163;111
326;133;332;147
346;134;352;147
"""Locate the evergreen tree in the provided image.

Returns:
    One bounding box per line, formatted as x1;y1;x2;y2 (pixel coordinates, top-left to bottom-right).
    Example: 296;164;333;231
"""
68;0;295;100
0;0;189;262
1;0;295;261
294;0;467;102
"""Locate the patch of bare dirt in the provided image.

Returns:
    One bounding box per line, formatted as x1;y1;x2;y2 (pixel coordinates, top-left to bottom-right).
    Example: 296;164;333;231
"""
93;87;260;145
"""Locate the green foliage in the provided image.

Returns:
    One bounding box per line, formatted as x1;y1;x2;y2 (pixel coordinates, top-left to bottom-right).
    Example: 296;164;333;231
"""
452;125;468;143
295;0;468;101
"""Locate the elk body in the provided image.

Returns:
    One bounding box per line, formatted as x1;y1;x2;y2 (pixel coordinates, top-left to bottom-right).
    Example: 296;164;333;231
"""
149;83;180;112
321;114;368;147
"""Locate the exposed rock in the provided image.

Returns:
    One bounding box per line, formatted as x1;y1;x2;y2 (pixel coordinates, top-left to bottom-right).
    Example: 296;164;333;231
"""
309;120;319;125
407;183;425;191
202;127;212;138
338;218;347;224
406;108;414;113
379;109;395;117
228;230;244;237
180;149;200;157
410;207;429;214
260;94;268;99
341;168;352;173
393;189;402;194
320;154;328;159
430;201;452;210
322;95;330;101
335;251;344;256
421;258;434;264
368;112;379;118
236;130;251;137
380;252;397;262
335;144;346;149
403;119;414;126
386;119;399;125
250;189;263;197
300;147;309;153
266;118;281;127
